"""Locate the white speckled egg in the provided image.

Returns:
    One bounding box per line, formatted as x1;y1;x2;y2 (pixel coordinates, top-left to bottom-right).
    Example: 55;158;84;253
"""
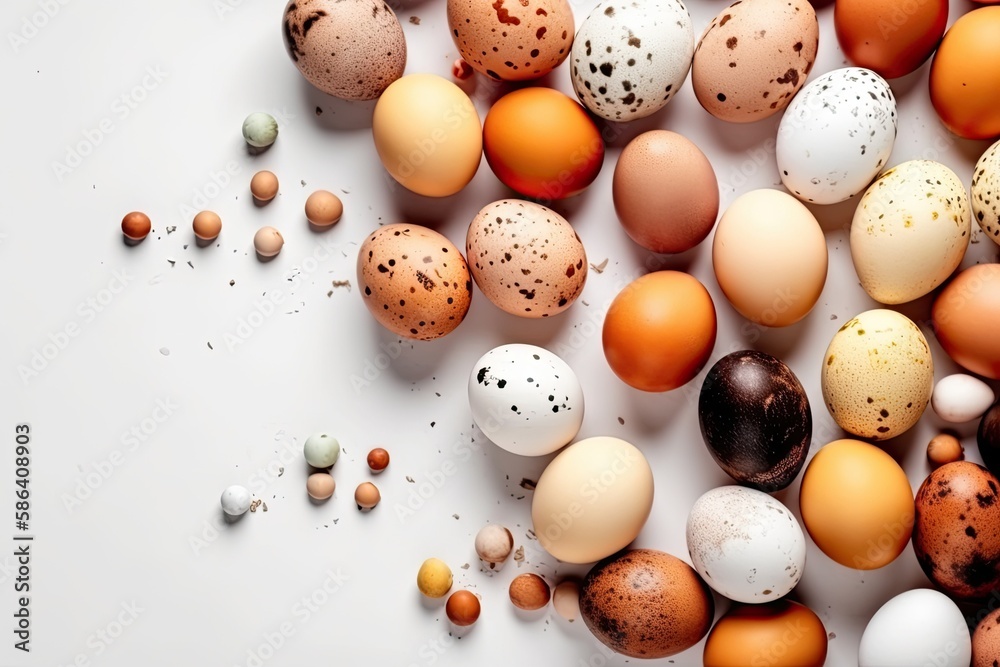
822;309;934;440
932;374;996;423
570;0;694;122
469;344;584;456
686;486;806;604
851;160;971;304
466;200;587;318
859;589;971;667
973;139;1000;246
777;68;898;204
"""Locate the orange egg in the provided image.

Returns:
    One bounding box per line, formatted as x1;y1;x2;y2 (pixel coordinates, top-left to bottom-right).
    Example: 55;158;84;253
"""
929;7;1000;139
483;88;604;200
835;0;947;79
932;264;1000;379
602;271;717;392
703;600;828;667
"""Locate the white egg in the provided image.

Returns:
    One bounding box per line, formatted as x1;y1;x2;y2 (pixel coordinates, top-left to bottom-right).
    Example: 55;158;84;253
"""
221;485;252;516
570;0;694;122
777;67;897;205
686;486;805;604
972;138;1000;246
932;374;996;423
468;344;584;456
859;589;971;667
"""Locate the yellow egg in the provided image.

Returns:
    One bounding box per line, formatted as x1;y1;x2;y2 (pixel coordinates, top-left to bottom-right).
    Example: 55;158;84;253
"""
417;558;453;598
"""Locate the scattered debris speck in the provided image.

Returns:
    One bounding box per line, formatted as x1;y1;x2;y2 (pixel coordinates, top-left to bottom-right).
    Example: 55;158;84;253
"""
315;106;323;115
430;421;436;427
301;180;307;187
229;279;235;286
262;502;268;512
278;467;285;477
452;513;460;520
519;478;536;491
167;259;176;266
618;417;625;425
828;632;836;640
409;15;420;24
187;260;194;269
250;499;262;513
207;342;213;350
406;476;415;483
333;518;339;524
331;279;351;291
513;546;525;565
830;314;838;320
590;258;609;273
526;529;536;541
341;189;350;194
159;347;170;356
148;274;163;285
460;563;470;570
581;300;589;306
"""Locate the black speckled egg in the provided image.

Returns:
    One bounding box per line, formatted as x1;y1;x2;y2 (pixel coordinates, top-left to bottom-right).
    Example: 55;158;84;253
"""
979;401;1000;476
699;350;812;492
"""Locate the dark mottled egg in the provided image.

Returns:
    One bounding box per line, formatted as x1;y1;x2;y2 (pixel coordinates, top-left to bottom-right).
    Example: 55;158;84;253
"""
979;401;1000;476
913;461;1000;599
973;607;1000;667
699;350;811;491
357;224;472;341
579;548;714;659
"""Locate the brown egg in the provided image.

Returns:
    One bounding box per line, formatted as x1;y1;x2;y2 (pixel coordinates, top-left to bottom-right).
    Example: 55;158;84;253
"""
973;607;1000;666
121;211;151;241
447;0;573;82
835;0;947;79
703;600;828;667
366;447;389;473
304;190;343;227
928;433;964;468
466;200;586;318
446;590;481;626
913;461;1000;599
933;264;1000;379
282;0;406;101
250;171;279;203
354;482;380;510
193;211;222;241
580;549;714;659
357;224;473;340
509;573;550;611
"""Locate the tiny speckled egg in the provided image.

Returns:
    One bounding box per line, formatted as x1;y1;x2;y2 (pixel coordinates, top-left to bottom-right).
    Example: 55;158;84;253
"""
933;264;1000;379
851;160;971;304
929;433;965;468
447;0;573;81
973;607;1000;666
570;0;694;122
468;344;584;456
466;200;586;318
914;461;1000;599
932;374;995;423
509;573;551;610
693;0;818;123
580;549;714;659
357;224;472;340
777;67;897;204
704;600;828;667
282;0;406;101
686;486;806;604
821;309;933;440
221;485;252;516
303;432;340;468
859;589;971;667
972;139;1000;245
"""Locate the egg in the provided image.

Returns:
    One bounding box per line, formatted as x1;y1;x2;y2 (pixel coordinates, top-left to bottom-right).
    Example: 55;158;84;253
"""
193;211;222;242
703;600;828;667
979;402;1000;474
304;190;343;227
552;580;580;622
776;68;897;205
930;7;1000;140
858;589;971;667
712;189;827;326
447;0;573;82
686;486;806;604
612;130;719;254
366;447;389;473
250;171;279;203
303;432;341;468
253;226;284;258
372;74;482;198
356;224;473;341
121;211;151;242
602;271;717;392
221;485;252;516
692;0;818;123
929;433;965;468
532;436;653;564
973;607;1000;666
508;573;551;610
354;482;380;509
932;264;1000;379
799;439;914;569
242;112;278;149
306;473;335;501
446;590;481;626
468;344;584;457
465;200;586;318
282;0;405;101
417;558;453;598
834;0;948;79
913;461;1000;599
698;350;812;492
850;160;971;304
972;139;1000;246
579;549;713;659
570;0;694;122
821;309;934;440
474;524;514;567
482;87;604;200
932;374;995;423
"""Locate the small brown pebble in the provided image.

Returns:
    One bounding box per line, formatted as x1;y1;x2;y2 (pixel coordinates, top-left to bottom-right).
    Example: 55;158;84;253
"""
928;433;964;467
367;447;390;473
509;573;550;611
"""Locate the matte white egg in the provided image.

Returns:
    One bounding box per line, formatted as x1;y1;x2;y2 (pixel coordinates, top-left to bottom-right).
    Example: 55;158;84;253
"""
468;344;584;457
686;486;805;604
859;589;971;667
932;374;996;423
221;485;252;516
777;67;897;205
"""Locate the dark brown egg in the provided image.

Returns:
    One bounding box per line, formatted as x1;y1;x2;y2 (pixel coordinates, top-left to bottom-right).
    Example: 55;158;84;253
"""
973;607;1000;667
699;350;812;491
913;461;1000;599
978;401;1000;476
580;548;714;659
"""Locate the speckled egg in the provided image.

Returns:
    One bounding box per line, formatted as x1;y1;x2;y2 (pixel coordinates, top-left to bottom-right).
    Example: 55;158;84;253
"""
357;224;472;340
570;0;694;122
851;160;971;304
777;68;898;204
693;0;818;123
821;309;934;440
973;607;1000;666
580;549;714;659
447;0;573;82
973;139;1000;246
913;461;1000;599
466;200;586;318
686;486;806;604
282;0;406;101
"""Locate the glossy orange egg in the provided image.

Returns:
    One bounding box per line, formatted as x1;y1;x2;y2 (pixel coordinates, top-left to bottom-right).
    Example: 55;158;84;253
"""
835;0;947;79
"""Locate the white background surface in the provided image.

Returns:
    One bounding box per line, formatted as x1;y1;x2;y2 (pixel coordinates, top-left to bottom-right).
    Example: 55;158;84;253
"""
2;0;999;665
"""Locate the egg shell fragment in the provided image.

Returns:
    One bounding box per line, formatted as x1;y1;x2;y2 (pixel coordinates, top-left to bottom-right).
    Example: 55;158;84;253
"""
858;589;971;666
972;139;1000;246
932;374;995;423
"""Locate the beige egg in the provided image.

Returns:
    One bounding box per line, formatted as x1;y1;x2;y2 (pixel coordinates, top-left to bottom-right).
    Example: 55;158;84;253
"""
447;0;573;82
357;224;472;340
254;226;284;258
693;0;818;122
822;309;934;440
306;473;335;500
851;160;971;304
282;0;406;101
972;139;1000;247
466;200;586;318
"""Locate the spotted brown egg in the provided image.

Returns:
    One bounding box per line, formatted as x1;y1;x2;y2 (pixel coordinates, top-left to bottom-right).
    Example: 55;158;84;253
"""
913;461;1000;600
357;224;472;341
466;200;586;318
447;0;573;82
693;0;818;123
282;0;406;101
972;139;1000;246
